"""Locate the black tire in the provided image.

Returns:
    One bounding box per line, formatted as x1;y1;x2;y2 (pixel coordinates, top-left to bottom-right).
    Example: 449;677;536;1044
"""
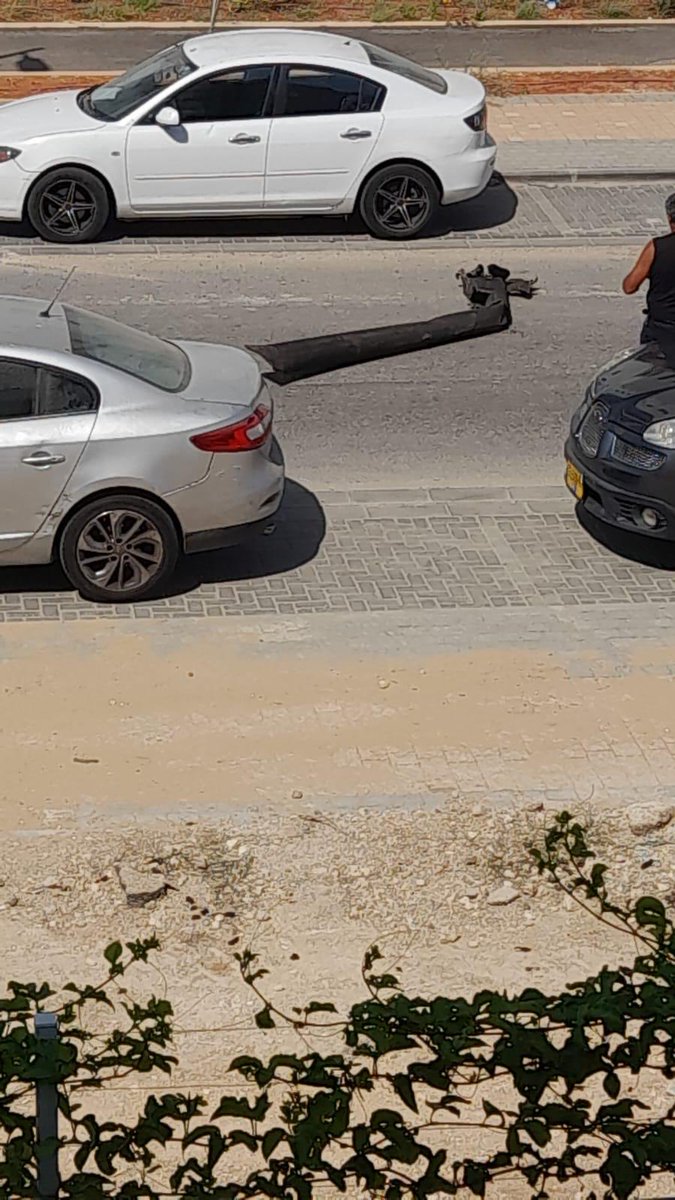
359;164;440;240
59;494;180;604
27;167;111;244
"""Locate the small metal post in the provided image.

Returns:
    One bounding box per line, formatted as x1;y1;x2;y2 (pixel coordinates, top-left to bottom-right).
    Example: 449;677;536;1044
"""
208;0;220;31
34;1013;60;1200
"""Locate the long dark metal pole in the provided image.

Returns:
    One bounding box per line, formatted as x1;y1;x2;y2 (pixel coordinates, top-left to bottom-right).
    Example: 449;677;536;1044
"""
35;1012;60;1200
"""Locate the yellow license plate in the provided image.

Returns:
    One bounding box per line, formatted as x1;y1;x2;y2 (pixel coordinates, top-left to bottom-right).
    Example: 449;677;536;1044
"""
565;460;584;500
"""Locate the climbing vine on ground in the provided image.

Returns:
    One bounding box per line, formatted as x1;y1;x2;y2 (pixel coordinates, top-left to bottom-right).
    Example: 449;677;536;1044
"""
1;813;675;1199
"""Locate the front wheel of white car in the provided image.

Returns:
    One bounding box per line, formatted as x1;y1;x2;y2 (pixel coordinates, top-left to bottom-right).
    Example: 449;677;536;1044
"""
27;167;111;244
59;495;180;604
359;164;440;240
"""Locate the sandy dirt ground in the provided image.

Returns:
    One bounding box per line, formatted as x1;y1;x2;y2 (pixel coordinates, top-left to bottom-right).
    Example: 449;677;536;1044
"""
1;615;674;1199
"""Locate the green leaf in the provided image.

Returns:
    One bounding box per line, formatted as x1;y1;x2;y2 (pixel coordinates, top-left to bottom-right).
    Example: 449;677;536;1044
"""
525;1120;550;1148
635;897;666;932
482;1100;504;1126
262;1128;286;1159
464;1162;487;1197
392;1073;418;1114
603;1072;621;1099
255;1006;275;1030
211;1094;270;1123
507;1127;523;1157
104;942;123;966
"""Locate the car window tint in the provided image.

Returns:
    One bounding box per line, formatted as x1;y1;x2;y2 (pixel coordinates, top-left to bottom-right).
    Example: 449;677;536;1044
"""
64;305;190;393
0;360;37;420
37;369;98;415
86;45;194;121
175;66;274;123
359;41;447;94
281;67;384;117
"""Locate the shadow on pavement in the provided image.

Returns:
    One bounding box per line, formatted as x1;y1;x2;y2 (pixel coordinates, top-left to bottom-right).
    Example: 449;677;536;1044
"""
0;479;326;603
577;505;675;573
0;173;518;245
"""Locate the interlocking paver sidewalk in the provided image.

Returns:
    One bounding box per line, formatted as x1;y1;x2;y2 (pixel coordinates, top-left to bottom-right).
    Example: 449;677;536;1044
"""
491;94;675;144
490;94;675;178
3;487;675;623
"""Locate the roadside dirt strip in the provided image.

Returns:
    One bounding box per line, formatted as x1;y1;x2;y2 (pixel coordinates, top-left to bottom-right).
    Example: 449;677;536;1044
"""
4;65;675;98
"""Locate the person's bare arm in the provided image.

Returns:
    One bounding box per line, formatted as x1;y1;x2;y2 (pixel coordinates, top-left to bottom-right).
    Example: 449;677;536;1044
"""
622;241;655;295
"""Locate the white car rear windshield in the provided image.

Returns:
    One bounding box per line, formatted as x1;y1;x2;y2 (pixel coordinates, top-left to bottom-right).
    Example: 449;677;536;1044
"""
80;45;194;121
64;305;191;393
360;42;447;94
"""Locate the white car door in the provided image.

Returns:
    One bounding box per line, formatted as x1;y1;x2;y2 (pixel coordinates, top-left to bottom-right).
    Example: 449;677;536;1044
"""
0;359;97;550
125;66;275;213
264;65;385;210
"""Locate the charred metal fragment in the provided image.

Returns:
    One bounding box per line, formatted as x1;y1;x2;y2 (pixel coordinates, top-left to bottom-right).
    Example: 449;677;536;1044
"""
249;264;537;386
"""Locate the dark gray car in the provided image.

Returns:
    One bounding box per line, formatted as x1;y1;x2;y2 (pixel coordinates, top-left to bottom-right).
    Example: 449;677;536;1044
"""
565;343;675;539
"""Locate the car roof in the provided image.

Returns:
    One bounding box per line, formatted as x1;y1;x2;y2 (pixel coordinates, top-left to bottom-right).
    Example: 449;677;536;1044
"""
183;29;371;69
0;296;69;354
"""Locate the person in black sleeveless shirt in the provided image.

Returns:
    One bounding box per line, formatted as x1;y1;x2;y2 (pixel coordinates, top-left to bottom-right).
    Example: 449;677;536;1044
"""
623;194;675;353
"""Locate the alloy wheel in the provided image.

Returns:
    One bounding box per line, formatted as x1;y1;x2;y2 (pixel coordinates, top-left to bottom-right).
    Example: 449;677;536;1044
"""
75;509;165;595
38;179;98;238
372;175;431;234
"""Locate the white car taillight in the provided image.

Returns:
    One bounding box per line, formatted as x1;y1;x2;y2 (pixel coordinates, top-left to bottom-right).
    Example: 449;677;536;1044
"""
464;106;486;133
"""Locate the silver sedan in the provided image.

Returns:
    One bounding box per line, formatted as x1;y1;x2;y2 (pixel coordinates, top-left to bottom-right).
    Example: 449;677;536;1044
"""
0;296;284;602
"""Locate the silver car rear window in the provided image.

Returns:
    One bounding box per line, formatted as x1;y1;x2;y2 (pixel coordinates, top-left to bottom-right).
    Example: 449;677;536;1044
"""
64;305;191;393
359;42;447;94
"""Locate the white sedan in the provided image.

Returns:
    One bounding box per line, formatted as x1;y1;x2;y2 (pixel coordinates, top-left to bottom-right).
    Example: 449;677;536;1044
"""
0;29;496;243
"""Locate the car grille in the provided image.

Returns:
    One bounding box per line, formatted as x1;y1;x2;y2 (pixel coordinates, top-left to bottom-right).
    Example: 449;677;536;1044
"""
610;437;665;472
577;402;609;458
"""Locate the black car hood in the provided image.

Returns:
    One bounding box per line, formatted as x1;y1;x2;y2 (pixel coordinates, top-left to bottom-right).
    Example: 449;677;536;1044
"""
595;345;675;426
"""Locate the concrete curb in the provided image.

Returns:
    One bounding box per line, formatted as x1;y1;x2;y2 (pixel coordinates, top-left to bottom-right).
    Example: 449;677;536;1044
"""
0;232;650;255
1;17;675;26
506;168;675;183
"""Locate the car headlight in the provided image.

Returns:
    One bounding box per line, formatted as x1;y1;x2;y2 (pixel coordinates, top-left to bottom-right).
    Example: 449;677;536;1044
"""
0;147;21;164
644;420;675;449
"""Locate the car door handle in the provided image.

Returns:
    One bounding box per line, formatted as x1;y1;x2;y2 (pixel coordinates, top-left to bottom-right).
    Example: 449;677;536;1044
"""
340;128;372;140
22;451;66;468
229;132;261;144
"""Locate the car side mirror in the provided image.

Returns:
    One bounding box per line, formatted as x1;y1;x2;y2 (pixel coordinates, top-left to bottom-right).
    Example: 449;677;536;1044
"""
155;105;180;128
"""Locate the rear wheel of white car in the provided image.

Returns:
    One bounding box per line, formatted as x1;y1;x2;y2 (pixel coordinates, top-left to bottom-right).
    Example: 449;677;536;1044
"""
59;495;180;604
27;167;111;244
359;164;440;240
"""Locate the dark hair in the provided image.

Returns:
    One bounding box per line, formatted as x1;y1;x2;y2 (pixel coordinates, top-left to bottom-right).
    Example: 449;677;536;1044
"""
666;193;675;220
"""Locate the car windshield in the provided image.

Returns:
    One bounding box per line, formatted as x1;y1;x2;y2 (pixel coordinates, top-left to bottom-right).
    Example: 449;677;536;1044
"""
80;44;194;121
359;41;447;94
63;305;191;393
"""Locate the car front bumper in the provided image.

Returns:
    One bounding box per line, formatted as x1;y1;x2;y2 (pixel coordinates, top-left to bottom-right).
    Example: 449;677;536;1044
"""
0;160;30;222
565;435;675;539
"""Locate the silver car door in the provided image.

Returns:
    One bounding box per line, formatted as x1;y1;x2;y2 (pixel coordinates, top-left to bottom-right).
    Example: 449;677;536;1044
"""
0;359;98;550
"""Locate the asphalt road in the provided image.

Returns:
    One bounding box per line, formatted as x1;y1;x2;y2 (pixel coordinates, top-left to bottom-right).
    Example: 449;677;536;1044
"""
3;23;675;73
0;242;640;490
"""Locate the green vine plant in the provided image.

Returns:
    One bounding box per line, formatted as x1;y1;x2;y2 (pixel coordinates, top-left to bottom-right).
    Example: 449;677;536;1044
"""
1;813;675;1199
